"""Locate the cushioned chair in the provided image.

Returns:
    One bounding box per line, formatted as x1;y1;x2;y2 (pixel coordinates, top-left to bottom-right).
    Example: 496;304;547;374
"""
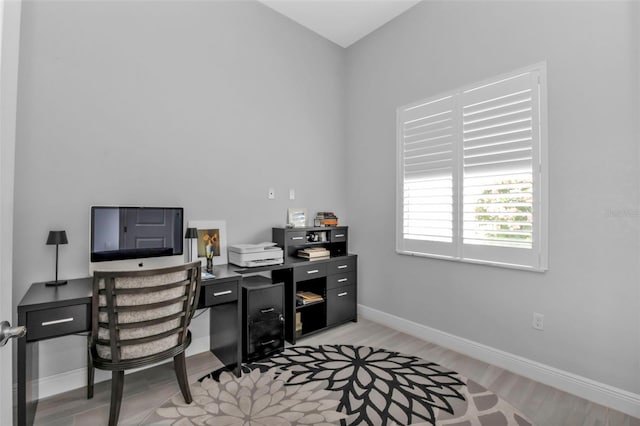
89;261;202;426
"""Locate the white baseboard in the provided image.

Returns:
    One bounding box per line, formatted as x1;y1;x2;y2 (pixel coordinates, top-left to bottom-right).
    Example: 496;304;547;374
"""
28;307;640;419
358;304;640;419
33;335;209;400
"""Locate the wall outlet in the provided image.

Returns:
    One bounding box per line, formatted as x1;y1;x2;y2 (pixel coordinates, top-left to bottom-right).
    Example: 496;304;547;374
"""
289;188;295;200
532;312;544;330
268;188;275;199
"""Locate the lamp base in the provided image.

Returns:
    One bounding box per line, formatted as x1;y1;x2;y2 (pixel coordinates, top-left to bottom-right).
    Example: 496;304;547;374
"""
45;280;68;287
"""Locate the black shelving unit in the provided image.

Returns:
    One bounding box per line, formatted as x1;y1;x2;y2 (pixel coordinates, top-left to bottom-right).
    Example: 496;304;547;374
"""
273;226;348;260
272;227;357;344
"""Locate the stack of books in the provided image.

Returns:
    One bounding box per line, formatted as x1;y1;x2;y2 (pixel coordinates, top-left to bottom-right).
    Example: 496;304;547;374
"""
296;291;323;306
314;211;338;227
298;247;330;260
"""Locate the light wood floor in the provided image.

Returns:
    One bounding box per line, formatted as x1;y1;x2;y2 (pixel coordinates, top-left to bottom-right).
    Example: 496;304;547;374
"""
31;318;640;425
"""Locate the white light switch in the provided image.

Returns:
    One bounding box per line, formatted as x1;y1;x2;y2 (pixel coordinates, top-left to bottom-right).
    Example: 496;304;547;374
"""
268;188;275;199
289;188;295;200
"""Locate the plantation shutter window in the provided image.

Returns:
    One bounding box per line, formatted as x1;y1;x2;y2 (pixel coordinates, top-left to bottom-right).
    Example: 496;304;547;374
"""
398;95;458;259
396;64;548;271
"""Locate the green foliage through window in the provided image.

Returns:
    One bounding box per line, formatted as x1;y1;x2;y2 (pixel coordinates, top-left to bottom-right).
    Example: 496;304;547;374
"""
465;178;533;248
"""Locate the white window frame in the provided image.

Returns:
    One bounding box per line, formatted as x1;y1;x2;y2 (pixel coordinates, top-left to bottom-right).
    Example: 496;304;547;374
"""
396;63;548;272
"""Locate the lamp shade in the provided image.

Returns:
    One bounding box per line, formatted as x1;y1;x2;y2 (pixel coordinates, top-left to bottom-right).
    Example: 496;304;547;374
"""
46;230;68;245
184;227;198;239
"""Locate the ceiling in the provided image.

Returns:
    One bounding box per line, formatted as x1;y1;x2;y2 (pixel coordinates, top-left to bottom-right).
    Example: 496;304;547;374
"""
258;0;422;48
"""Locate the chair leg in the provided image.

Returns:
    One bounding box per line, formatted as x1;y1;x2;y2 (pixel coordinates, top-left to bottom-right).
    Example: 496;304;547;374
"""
174;352;192;404
108;371;125;426
87;335;94;399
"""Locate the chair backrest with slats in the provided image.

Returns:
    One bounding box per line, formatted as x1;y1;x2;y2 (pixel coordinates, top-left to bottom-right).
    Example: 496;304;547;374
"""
91;262;201;365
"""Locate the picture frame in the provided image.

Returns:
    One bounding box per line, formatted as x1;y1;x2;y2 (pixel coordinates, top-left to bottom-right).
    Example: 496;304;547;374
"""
187;220;228;266
287;208;307;228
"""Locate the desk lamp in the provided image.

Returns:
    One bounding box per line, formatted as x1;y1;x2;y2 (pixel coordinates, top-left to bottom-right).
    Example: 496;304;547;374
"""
185;227;198;262
46;230;68;286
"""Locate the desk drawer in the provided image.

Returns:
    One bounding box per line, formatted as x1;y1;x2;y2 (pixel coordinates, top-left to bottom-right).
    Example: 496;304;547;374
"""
286;231;306;244
246;315;284;362
294;263;327;282
327;257;356;275
246;284;283;320
330;228;347;243
26;304;89;342
327;272;355;290
204;280;239;307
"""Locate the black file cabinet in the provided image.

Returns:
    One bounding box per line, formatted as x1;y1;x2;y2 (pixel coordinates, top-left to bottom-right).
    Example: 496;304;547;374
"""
242;277;285;362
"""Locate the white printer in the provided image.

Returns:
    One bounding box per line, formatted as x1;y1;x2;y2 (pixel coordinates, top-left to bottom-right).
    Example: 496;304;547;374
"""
228;242;284;267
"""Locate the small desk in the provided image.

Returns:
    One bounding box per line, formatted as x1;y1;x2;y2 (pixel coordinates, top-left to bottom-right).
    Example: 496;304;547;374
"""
16;266;242;426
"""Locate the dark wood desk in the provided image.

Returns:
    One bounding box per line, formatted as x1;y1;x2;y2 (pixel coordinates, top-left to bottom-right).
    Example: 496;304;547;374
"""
16;266;242;426
15;256;358;425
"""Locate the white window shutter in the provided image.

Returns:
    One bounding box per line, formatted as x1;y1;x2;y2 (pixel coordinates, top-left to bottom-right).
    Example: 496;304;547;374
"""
397;63;547;271
396;95;458;258
461;71;542;268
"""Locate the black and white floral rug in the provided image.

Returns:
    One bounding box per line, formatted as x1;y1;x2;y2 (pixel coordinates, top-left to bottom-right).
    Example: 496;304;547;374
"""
146;345;533;425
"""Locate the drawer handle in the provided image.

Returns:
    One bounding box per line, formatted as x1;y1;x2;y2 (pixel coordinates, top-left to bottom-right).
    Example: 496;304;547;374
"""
335;234;345;238
337;265;348;269
338;278;348;283
213;290;232;297
260;308;275;314
41;317;74;327
291;237;304;240
260;339;275;346
338;292;348;297
307;269;319;274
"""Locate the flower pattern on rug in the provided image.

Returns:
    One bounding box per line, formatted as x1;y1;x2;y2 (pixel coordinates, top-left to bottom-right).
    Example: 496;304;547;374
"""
151;367;347;426
247;345;468;426
148;345;533;426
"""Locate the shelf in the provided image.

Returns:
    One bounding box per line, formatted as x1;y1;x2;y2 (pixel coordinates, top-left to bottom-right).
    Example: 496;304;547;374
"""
296;299;325;310
273;226;348;260
287;256;332;264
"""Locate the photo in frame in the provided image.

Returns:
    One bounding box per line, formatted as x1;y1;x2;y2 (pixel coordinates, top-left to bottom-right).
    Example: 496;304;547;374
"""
187;220;228;266
287;208;307;228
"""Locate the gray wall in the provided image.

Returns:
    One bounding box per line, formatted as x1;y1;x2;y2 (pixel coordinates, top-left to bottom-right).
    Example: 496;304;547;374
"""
345;1;640;393
14;0;346;376
13;0;640;397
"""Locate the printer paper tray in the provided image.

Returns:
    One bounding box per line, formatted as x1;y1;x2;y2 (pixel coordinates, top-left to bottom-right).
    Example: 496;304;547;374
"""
229;258;284;268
